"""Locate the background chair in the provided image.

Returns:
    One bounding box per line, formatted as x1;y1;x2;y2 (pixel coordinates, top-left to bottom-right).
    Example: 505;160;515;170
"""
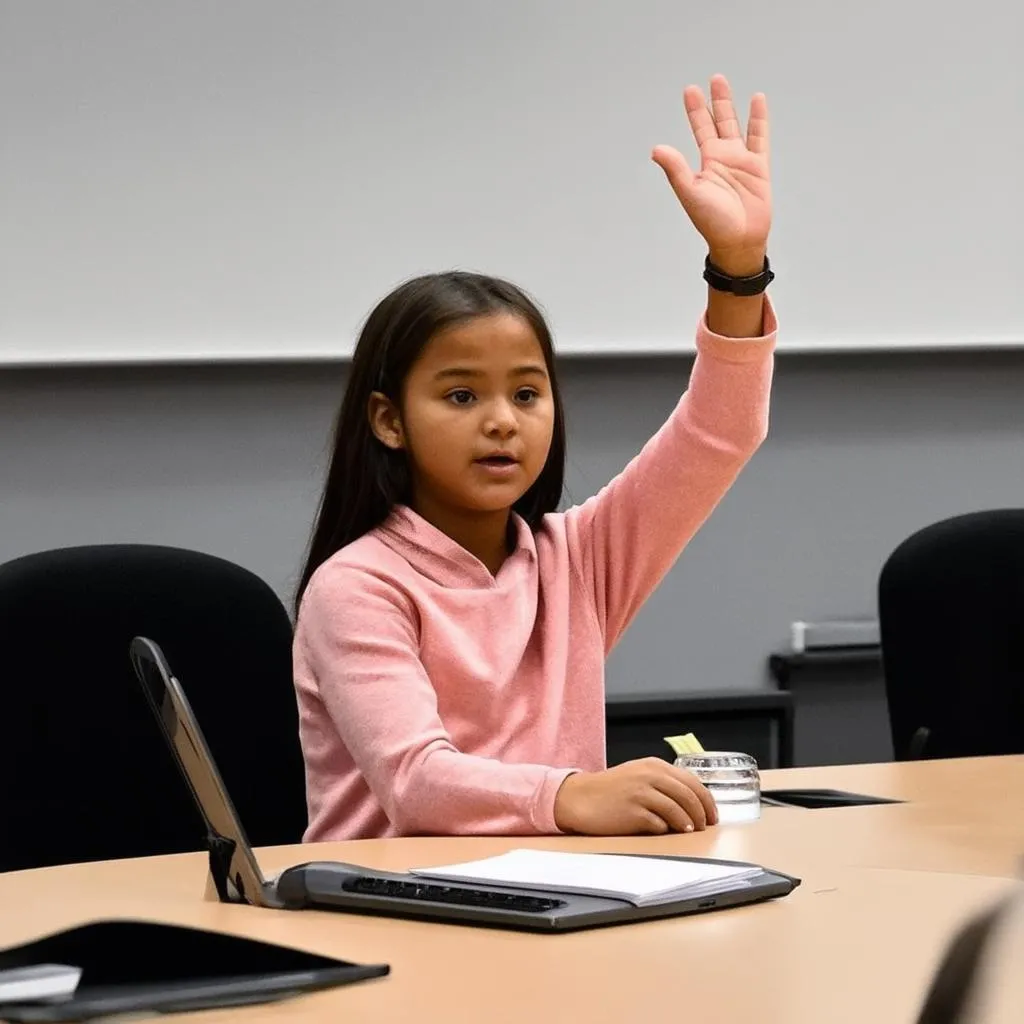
878;509;1024;761
0;544;308;873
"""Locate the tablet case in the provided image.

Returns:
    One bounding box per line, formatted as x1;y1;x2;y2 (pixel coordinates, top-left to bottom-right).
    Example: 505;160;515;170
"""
761;788;904;809
0;919;388;1022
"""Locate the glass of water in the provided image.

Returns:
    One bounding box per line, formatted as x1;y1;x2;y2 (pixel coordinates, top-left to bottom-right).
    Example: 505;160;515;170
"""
674;751;761;824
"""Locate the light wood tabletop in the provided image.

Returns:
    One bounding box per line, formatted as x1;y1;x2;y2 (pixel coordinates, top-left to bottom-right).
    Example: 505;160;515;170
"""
2;756;1022;1023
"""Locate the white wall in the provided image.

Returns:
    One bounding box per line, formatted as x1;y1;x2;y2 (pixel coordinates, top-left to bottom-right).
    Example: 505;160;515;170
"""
3;0;1022;363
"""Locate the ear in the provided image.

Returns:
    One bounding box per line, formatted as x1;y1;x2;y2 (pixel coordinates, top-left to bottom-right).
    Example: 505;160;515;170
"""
367;391;405;450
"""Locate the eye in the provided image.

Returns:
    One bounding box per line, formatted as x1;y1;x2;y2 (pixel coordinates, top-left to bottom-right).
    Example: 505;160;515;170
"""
515;387;540;405
445;388;475;406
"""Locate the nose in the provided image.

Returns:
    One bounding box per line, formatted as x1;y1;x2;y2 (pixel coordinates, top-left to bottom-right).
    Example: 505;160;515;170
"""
484;397;519;439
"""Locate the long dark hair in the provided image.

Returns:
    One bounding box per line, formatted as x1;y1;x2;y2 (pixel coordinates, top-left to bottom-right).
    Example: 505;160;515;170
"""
294;271;567;615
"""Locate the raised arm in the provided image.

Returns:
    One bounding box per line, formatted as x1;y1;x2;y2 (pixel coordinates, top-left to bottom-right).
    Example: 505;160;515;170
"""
566;75;776;649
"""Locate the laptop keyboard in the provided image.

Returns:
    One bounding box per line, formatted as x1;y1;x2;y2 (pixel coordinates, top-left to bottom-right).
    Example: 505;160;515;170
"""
341;876;567;914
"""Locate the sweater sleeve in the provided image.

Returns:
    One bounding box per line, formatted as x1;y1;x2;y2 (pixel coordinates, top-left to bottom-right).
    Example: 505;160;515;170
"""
564;300;777;652
298;564;576;836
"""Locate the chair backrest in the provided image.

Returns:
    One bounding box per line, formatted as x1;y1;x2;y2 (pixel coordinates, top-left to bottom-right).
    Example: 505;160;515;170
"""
878;510;1024;760
0;544;307;873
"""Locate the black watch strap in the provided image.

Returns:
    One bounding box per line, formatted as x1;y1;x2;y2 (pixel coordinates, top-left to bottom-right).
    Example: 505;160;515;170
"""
703;254;774;297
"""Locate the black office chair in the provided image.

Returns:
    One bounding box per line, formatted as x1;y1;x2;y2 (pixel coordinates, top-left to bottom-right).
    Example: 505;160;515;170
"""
878;510;1024;761
0;544;308;873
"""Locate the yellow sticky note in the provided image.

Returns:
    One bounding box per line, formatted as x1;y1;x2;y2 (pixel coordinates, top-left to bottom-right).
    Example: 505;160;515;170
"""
664;733;705;757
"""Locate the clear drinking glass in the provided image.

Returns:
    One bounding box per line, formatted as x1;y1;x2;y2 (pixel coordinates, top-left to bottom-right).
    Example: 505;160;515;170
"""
675;751;761;824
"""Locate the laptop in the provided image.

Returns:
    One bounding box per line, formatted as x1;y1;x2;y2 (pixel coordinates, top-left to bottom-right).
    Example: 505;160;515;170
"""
129;636;800;932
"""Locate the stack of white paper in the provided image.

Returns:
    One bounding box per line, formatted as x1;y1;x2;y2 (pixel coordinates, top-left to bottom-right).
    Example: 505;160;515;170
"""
412;849;763;907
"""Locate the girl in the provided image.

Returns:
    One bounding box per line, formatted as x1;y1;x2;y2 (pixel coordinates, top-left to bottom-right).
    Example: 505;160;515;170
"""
294;74;776;842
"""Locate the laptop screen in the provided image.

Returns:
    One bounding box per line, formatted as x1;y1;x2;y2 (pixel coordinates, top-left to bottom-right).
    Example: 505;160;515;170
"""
129;636;270;906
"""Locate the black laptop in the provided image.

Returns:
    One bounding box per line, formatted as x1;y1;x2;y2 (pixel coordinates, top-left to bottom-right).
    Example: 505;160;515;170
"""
129;636;799;932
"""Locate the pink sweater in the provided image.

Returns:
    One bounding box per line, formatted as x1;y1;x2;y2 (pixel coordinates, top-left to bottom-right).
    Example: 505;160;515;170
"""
293;303;777;841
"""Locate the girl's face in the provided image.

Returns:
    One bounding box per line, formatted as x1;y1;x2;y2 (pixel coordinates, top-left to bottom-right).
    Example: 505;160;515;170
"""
371;313;555;524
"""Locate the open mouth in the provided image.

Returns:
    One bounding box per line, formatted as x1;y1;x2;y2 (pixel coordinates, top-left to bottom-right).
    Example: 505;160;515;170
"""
476;455;519;469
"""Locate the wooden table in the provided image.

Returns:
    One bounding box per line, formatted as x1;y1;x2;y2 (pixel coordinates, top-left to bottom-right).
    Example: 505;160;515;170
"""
2;757;1022;1023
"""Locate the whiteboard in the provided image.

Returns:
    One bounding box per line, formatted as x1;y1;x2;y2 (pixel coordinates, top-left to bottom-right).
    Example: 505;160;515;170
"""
1;0;1021;365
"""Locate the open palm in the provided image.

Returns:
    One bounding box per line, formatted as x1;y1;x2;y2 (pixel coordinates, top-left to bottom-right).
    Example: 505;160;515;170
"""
652;75;771;266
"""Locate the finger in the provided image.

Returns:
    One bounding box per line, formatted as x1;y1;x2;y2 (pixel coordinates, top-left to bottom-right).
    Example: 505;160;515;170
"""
745;91;769;160
651;145;695;204
651;773;708;830
684;84;717;148
643;789;695;834
709;73;742;140
673;768;719;826
638;809;671;835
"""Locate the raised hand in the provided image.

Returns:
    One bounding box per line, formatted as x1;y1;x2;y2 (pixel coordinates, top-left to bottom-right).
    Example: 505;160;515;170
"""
652;74;771;276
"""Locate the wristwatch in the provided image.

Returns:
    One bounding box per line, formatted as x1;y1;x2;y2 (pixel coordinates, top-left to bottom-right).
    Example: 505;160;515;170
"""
703;254;774;297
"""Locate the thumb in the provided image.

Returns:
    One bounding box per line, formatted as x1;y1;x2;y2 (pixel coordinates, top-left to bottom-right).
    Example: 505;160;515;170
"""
651;144;696;205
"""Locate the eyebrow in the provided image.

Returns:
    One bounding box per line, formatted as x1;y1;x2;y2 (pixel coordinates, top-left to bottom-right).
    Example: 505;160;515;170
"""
432;365;548;382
